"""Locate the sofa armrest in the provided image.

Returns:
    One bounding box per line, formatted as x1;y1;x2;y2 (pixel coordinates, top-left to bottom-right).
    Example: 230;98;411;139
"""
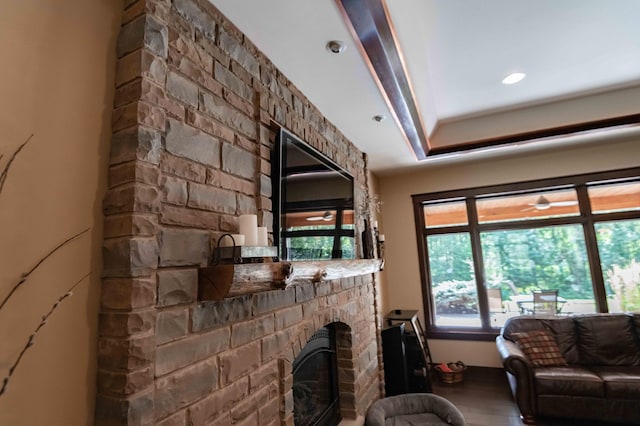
496;335;530;372
496;335;537;421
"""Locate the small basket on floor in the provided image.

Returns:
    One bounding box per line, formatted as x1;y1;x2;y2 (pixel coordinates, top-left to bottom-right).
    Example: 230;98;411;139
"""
434;361;466;384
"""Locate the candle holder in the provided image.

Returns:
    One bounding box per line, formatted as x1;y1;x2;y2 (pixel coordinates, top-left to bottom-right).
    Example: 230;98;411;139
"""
211;234;278;265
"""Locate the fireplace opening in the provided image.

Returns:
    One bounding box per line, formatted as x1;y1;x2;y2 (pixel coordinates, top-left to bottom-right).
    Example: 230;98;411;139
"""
292;326;341;426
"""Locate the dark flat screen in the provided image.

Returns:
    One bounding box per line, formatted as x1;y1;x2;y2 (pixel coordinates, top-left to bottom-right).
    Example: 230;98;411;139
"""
273;128;355;260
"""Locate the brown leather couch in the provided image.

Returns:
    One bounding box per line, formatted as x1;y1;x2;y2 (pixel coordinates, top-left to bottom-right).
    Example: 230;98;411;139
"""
496;314;640;424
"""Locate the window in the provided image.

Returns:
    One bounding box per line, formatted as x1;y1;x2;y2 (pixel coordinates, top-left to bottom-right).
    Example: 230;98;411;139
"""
595;219;640;312
413;168;640;340
427;233;479;327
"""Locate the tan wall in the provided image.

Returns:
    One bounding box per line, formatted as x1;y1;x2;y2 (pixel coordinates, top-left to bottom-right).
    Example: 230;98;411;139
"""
377;134;640;367
0;0;121;424
367;171;387;314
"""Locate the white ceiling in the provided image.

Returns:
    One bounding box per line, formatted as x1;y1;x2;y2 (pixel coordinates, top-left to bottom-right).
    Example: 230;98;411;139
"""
209;0;640;174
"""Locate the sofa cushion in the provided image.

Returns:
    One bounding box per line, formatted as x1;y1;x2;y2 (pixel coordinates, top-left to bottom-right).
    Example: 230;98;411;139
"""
590;366;640;399
501;316;580;364
534;366;605;397
512;330;568;367
575;314;640;366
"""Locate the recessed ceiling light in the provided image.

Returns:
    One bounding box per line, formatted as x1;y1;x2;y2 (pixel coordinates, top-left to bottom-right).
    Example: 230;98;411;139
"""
502;72;526;85
326;40;347;54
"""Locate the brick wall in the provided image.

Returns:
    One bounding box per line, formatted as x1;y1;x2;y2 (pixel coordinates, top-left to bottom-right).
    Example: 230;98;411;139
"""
98;0;382;424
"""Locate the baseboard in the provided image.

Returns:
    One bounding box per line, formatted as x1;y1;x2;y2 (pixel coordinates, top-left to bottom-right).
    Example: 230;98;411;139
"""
433;365;506;386
339;414;365;426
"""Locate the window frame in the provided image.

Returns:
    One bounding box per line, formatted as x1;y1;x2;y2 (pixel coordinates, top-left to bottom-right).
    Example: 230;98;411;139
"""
412;167;640;340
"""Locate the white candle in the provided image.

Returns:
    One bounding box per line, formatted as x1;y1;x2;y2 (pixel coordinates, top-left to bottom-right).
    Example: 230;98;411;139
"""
239;214;258;246
220;234;245;247
257;227;268;246
379;234;385;242
373;221;379;229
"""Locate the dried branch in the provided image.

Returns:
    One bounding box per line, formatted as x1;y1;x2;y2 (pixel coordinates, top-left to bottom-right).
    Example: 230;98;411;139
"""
0;228;90;311
0;134;33;197
0;271;91;397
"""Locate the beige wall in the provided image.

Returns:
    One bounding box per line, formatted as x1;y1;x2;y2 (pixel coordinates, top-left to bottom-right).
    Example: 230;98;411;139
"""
368;171;388;313
377;133;640;367
0;0;121;424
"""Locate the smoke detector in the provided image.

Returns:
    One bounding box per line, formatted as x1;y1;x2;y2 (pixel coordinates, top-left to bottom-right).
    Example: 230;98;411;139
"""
326;40;347;54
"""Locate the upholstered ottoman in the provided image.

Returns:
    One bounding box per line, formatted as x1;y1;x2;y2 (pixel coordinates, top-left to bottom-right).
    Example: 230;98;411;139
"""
366;393;466;426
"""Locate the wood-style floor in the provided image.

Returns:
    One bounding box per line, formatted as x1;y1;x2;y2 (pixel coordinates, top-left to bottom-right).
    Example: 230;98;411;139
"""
432;367;627;426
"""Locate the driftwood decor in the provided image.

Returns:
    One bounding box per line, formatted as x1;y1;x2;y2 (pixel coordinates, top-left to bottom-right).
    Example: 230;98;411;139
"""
198;258;384;301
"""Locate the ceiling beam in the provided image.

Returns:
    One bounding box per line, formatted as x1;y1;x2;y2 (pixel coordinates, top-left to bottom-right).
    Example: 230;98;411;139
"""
336;0;430;160
431;113;640;156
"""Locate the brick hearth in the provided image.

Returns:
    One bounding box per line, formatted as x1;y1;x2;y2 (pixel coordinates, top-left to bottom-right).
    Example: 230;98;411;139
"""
97;0;383;424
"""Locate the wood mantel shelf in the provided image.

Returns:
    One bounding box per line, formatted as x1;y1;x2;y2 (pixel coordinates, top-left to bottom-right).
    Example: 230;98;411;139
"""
198;258;384;301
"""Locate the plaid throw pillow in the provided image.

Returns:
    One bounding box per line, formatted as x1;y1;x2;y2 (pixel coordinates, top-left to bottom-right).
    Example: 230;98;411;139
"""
512;329;568;367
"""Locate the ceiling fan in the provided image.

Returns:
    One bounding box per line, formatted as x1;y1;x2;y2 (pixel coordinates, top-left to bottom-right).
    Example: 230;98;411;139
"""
306;211;334;221
524;195;578;211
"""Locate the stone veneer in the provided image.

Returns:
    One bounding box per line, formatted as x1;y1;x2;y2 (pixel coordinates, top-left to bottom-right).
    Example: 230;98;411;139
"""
97;0;383;424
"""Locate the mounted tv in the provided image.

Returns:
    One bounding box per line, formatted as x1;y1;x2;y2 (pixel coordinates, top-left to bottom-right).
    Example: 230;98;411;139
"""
273;128;355;260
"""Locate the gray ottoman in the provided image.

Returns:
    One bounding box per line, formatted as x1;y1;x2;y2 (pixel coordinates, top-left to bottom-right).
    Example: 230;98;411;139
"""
366;393;466;426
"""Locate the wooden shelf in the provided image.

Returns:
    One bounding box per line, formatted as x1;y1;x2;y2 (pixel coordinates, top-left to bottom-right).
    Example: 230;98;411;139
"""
198;258;384;301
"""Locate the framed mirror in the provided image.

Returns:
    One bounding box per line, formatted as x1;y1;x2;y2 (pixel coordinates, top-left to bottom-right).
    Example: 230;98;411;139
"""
272;128;355;260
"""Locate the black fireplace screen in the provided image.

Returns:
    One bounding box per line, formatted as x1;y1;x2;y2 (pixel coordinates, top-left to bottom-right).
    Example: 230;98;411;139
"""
292;327;341;426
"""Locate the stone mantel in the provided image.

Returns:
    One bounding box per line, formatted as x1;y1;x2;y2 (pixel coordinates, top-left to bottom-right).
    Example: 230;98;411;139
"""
198;258;384;301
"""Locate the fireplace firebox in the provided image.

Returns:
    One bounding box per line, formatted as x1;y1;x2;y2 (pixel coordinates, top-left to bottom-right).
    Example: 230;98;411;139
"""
292;326;341;426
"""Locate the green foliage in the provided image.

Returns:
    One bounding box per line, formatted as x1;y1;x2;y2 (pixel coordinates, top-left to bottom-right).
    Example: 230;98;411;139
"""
481;225;592;299
607;260;640;312
597;220;640;295
433;280;478;314
427;220;640;309
287;235;354;260
427;233;475;283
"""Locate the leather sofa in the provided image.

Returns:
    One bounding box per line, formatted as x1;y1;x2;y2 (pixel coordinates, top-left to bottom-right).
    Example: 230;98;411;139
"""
496;314;640;424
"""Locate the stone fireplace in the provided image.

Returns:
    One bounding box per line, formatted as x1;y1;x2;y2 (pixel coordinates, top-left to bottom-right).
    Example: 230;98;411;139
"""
97;0;383;424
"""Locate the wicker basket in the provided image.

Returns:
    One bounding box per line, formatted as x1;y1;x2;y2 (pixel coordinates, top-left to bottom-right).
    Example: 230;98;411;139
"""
434;361;466;384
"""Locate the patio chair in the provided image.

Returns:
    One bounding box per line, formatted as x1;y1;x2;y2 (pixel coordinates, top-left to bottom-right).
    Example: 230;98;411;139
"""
532;289;558;315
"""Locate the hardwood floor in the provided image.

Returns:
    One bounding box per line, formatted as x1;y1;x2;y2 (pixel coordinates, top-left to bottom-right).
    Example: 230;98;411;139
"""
431;367;627;426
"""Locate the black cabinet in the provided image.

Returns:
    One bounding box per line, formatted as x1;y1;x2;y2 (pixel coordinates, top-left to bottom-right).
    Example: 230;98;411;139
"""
381;310;433;395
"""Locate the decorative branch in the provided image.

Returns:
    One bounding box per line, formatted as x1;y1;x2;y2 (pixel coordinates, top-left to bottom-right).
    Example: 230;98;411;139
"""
0;271;91;397
0;228;90;311
0;134;33;197
357;188;383;221
0;134;94;399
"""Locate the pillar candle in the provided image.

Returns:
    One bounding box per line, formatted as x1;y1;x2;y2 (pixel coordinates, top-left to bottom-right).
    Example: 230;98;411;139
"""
379;234;385;242
219;234;245;247
257;227;268;246
239;214;258;246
